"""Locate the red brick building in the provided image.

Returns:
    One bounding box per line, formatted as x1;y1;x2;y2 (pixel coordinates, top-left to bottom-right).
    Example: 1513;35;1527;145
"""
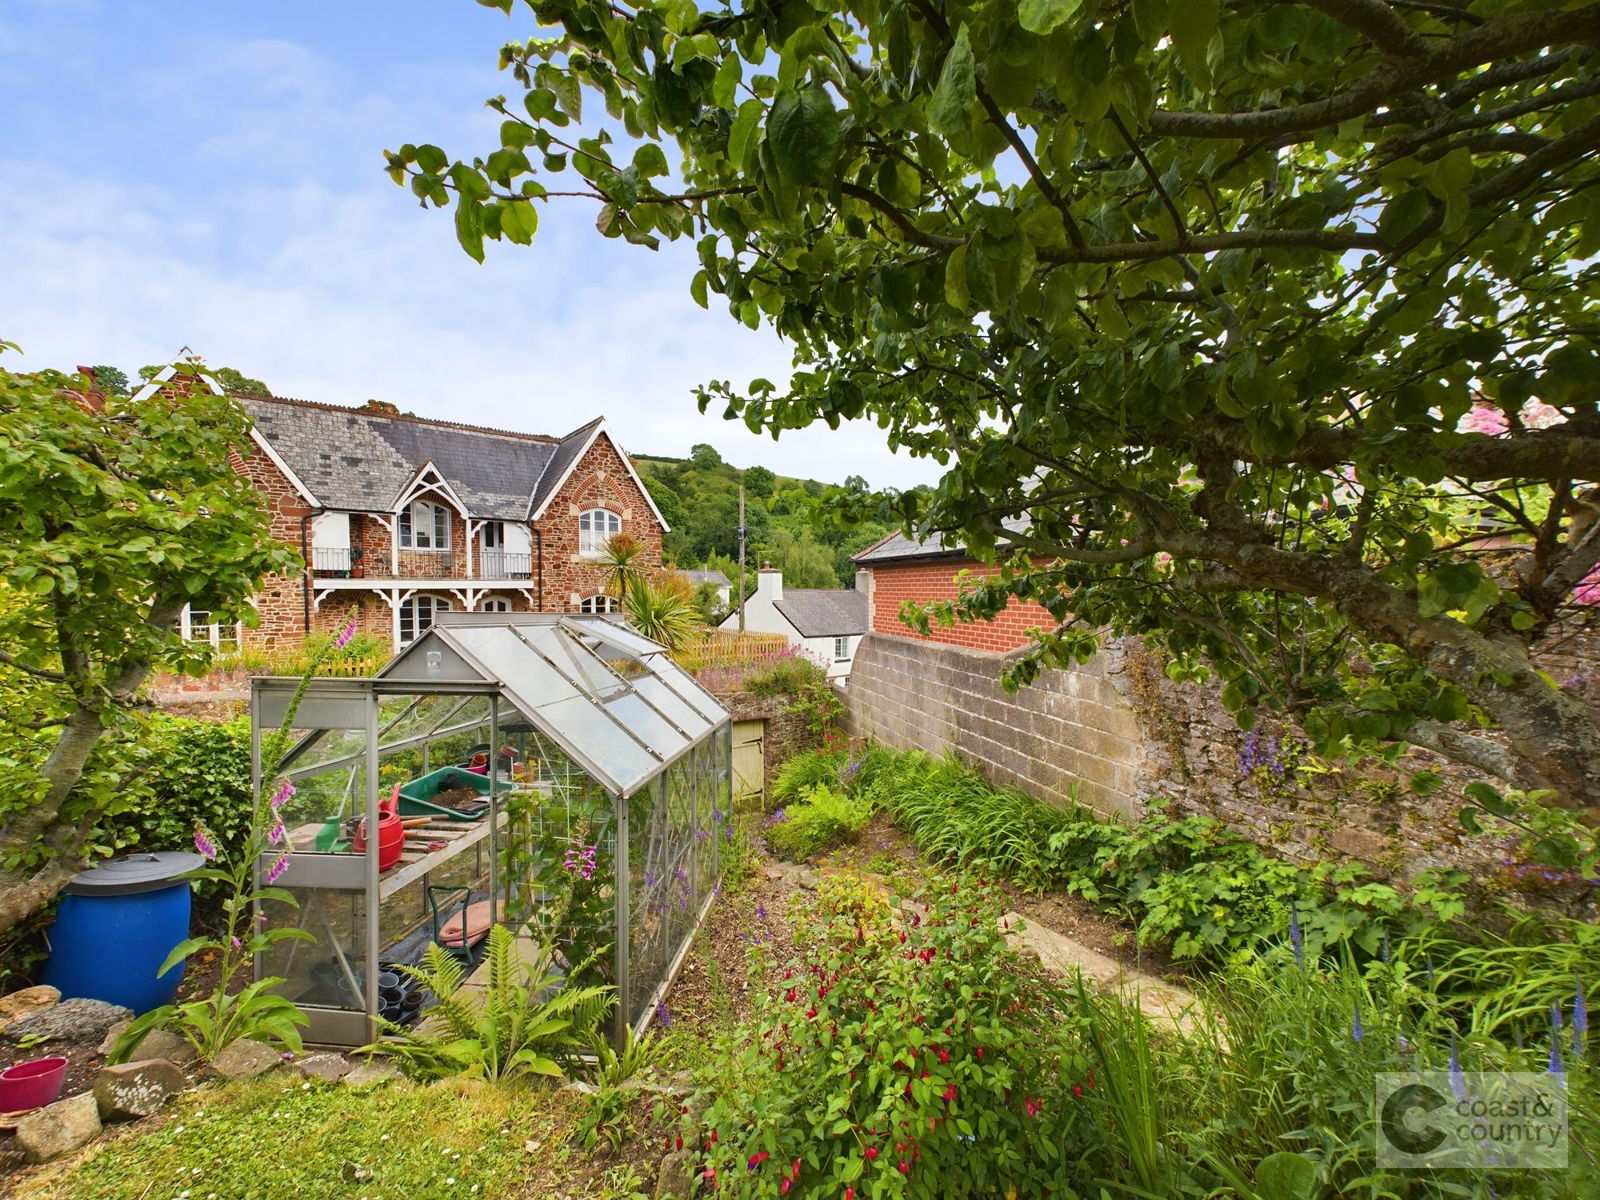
852;530;1054;653
137;365;667;653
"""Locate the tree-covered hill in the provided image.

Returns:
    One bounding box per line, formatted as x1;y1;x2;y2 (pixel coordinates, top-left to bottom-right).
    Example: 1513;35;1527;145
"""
632;442;899;593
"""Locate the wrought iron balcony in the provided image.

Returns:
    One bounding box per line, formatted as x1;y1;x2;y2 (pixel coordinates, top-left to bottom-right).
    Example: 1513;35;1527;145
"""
477;551;534;579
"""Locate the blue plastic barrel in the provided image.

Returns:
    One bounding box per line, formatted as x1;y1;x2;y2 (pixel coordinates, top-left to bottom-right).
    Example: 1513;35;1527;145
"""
43;852;203;1014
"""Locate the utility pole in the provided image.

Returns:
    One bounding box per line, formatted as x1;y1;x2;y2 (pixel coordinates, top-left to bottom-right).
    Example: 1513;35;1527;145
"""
737;482;747;633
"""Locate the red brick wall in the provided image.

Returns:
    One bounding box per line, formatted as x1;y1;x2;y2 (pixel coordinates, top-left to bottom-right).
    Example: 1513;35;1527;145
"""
230;441;314;651
868;560;1054;653
538;432;664;609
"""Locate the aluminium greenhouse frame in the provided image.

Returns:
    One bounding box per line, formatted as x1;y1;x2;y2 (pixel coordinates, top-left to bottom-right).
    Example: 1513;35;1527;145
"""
252;612;732;1047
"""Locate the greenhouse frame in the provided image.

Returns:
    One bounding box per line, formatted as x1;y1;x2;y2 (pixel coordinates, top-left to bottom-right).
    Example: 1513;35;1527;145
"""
250;612;732;1047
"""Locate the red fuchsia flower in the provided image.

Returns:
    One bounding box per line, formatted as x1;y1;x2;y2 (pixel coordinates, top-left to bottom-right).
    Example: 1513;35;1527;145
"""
780;1182;790;1195
898;1162;909;1175
1072;1084;1083;1097
937;1049;950;1063
942;1084;957;1101
864;1147;878;1160
806;1007;817;1019
845;1188;855;1199
747;1152;768;1171
1025;1098;1042;1117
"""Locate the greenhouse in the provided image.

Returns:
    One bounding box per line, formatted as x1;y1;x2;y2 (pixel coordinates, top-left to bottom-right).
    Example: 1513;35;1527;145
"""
250;612;732;1047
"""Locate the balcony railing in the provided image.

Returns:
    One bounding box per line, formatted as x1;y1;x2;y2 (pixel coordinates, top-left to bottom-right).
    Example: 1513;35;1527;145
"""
478;551;534;579
311;547;358;576
309;547;533;581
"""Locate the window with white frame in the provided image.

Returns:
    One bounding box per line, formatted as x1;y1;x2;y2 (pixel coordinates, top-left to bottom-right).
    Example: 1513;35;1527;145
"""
579;595;619;614
480;598;511;613
178;604;242;653
398;499;450;551
833;636;851;662
399;594;451;644
578;508;621;556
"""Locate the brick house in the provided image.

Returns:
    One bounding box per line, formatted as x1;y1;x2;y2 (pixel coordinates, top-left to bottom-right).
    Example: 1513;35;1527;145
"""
852;530;1051;653
135;365;668;653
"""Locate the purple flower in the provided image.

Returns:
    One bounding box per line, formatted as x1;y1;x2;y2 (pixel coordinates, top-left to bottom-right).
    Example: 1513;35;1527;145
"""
767;807;788;825
1450;1033;1466;1100
264;849;292;885
712;807;724;823
269;816;287;847
656;1000;672;1030
694;828;709;842
756;903;767;921
270;779;295;809
1550;1003;1566;1075
1289;904;1304;968
1351;1000;1363;1044
645;871;657;888
1575;978;1588;1044
194;824;218;861
675;867;687;883
335;615;358;650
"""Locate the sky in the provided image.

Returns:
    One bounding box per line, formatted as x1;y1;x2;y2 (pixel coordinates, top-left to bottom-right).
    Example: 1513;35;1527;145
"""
0;0;933;489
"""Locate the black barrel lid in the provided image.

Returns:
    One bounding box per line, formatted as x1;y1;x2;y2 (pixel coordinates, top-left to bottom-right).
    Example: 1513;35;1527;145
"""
64;851;205;896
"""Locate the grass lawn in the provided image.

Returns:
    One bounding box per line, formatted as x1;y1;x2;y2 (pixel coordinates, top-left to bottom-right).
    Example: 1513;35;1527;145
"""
10;1075;604;1200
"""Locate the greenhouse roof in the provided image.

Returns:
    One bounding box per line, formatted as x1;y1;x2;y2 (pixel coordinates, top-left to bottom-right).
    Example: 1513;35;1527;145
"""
373;613;729;798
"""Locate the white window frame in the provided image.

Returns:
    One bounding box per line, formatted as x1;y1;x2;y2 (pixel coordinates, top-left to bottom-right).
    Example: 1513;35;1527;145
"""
480;597;511;613
833;636;851;662
578;508;621;557
178;604;243;653
579;594;620;614
399;593;451;645
398;499;450;551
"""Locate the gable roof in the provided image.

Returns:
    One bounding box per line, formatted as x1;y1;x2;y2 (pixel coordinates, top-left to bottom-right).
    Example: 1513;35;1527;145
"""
525;419;670;531
852;529;966;564
774;589;869;637
241;396;558;520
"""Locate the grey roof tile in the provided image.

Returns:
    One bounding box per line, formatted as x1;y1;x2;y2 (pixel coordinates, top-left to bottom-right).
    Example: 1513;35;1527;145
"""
774;589;869;637
527;417;603;519
241;396;559;520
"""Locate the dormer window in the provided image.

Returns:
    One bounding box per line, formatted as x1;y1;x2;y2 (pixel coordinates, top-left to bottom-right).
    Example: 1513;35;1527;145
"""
578;508;621;556
398;499;450;551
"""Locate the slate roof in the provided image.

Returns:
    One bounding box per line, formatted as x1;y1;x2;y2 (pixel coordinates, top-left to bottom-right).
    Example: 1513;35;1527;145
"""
527;417;603;519
852;529;965;564
774;589;869;637
241;396;587;521
681;569;731;588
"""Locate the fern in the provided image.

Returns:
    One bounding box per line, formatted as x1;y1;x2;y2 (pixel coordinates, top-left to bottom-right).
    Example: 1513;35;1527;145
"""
366;925;614;1081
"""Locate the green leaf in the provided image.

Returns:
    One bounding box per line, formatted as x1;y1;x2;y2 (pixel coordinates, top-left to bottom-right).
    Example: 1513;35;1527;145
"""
1018;0;1083;35
928;25;977;138
765;85;840;186
728;99;765;172
1255;1151;1318;1200
1170;0;1219;84
455;199;485;262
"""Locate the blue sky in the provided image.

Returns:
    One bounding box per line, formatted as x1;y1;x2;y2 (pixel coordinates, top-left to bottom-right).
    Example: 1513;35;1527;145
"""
0;0;931;488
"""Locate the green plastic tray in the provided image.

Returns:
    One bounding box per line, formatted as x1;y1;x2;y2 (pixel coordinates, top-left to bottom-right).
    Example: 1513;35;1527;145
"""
396;766;492;822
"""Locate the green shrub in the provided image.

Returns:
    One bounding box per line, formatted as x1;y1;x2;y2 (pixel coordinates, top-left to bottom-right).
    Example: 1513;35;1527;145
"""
743;648;827;698
767;784;873;860
96;713;253;898
689;877;1095;1198
771;747;847;804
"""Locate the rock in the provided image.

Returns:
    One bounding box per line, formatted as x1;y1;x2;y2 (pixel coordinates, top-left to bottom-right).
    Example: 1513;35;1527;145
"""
204;1037;282;1081
4;998;132;1045
0;985;61;1032
342;1060;405;1088
560;1079;597;1096
289;1052;352;1083
15;1093;101;1163
655;1150;695;1200
92;1059;186;1122
97;1021;196;1065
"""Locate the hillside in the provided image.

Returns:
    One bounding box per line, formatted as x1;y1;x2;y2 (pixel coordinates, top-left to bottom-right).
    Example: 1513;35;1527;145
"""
630;444;894;593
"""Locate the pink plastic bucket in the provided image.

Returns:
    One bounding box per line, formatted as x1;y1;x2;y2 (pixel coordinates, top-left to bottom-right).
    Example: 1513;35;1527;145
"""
0;1056;69;1111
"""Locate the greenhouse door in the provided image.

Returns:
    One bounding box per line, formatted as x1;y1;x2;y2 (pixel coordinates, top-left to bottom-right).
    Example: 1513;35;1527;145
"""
732;720;764;808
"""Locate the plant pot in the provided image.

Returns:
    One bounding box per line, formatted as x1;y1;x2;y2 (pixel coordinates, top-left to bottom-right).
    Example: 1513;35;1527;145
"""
0;1057;68;1112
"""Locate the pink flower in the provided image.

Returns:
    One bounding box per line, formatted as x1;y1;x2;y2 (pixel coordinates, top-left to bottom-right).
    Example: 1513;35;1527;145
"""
335;615;358;650
264;849;292;885
270;779;295;809
193;824;218;860
1462;403;1509;436
1521;400;1565;430
269;816;287;847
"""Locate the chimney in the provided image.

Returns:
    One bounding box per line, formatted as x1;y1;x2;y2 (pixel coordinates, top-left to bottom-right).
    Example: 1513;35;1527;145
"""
854;568;872;603
757;562;782;603
75;366;106;414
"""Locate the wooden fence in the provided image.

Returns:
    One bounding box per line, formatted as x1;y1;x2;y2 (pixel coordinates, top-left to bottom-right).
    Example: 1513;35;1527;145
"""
669;631;790;673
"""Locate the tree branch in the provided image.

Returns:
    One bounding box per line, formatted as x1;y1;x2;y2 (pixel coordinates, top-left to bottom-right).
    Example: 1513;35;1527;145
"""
0;649;67;683
1147;5;1600;139
1301;0;1428;57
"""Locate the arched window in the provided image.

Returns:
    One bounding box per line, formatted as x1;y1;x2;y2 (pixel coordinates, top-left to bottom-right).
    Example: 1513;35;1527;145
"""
579;595;619;614
578;508;621;556
398;499;450;550
399;594;451;645
480;598;511;613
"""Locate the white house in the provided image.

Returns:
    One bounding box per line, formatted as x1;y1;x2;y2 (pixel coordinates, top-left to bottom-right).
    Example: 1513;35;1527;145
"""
680;568;732;609
719;566;868;682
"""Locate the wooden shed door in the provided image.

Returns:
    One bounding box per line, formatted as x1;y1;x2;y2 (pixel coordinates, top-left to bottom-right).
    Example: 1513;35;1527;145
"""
732;720;765;809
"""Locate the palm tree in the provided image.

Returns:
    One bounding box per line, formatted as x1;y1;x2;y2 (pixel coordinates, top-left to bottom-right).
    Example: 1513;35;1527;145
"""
623;578;703;652
597;533;647;603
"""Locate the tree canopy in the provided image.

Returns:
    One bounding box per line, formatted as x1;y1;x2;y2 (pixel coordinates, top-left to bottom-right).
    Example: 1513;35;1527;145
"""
397;0;1600;813
0;357;298;931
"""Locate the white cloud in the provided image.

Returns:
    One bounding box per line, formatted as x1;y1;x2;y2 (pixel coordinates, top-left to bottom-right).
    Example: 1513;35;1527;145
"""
0;25;936;491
